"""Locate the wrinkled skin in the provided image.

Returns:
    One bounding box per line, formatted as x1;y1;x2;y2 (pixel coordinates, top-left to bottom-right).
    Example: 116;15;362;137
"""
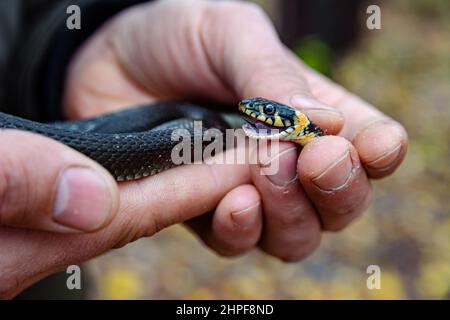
0;0;407;298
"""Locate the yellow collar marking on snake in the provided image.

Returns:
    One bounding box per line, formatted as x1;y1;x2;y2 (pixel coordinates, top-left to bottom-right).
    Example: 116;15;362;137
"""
239;97;325;146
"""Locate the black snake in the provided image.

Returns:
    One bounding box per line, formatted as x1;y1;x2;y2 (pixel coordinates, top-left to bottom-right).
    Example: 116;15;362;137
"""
0;98;324;181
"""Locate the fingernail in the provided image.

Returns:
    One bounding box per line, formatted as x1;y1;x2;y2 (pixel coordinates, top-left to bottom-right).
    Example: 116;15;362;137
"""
354;119;407;172
231;202;261;229
366;144;402;171
291;95;343;132
312;150;354;191
291;95;343;116
261;147;298;187
53;167;113;231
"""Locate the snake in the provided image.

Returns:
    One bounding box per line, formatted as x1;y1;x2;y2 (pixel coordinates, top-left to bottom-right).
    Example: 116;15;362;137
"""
0;97;324;181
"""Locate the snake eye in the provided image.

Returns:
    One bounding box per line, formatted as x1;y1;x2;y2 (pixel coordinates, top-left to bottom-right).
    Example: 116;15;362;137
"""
264;104;275;115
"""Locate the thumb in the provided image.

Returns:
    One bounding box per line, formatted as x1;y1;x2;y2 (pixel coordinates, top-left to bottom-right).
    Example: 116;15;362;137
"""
204;2;344;134
0;130;119;233
232;45;344;135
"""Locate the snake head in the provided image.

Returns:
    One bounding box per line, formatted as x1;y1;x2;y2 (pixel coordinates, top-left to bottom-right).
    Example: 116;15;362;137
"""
239;97;323;145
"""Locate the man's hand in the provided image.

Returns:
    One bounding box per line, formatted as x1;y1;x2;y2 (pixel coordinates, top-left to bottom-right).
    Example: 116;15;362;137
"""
0;0;407;298
0;131;119;233
64;0;407;256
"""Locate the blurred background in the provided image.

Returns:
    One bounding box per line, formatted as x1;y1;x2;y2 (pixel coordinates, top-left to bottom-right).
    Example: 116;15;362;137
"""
20;0;450;299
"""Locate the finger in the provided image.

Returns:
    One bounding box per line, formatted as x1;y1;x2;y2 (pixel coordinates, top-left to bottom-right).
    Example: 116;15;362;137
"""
0;145;254;298
203;1;407;178
109;145;253;247
298;136;373;231
0;130;119;233
187;184;262;257
250;142;322;262
201;1;344;134
299;65;408;179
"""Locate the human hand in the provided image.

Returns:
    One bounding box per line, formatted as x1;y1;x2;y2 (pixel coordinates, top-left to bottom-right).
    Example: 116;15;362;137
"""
0;0;408;298
64;0;407;256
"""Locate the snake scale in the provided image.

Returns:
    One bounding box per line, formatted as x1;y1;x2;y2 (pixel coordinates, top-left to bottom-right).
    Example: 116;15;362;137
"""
0;98;324;181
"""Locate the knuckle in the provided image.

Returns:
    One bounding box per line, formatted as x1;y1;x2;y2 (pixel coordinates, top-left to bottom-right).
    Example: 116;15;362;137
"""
112;207;161;249
0;156;30;226
239;56;295;95
232;1;265;17
0;269;23;299
211;0;268;23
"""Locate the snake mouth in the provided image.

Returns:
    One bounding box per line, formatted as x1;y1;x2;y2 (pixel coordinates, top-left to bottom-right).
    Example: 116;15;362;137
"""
238;98;298;140
242;116;290;139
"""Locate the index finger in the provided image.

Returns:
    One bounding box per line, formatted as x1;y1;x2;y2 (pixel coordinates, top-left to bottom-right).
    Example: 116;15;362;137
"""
297;65;408;178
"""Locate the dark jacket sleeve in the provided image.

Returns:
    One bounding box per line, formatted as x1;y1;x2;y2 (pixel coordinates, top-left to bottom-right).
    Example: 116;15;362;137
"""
4;0;148;122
